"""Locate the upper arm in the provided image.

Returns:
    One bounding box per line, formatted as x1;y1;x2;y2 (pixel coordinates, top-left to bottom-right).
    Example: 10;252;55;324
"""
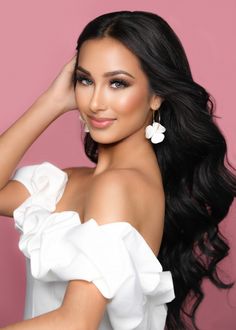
59;280;108;329
0;180;30;218
0;167;72;218
58;171;136;328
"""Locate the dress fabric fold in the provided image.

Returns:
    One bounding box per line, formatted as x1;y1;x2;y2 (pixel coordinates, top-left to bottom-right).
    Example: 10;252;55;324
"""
12;161;175;330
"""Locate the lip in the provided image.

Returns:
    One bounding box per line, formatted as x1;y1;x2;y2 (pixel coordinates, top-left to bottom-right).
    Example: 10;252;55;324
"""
88;116;116;128
89;115;116;122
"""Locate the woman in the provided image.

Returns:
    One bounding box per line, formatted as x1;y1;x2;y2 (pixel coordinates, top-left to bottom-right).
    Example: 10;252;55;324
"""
0;10;235;330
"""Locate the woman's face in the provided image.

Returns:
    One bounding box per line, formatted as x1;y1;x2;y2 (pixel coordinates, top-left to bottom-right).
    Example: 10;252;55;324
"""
74;37;161;144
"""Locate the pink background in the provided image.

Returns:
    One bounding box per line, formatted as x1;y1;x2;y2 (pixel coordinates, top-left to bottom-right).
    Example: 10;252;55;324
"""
0;0;235;328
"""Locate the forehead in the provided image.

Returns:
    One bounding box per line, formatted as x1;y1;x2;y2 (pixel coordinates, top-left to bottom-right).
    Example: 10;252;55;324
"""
78;37;142;74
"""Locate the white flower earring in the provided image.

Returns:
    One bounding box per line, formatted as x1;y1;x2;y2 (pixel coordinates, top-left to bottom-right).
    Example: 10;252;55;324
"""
79;113;90;133
145;110;166;144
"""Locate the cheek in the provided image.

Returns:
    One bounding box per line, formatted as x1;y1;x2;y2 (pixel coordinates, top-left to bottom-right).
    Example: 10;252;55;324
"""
116;88;150;117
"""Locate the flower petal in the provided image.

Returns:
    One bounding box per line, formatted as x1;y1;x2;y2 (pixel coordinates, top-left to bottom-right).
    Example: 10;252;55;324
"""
145;125;154;139
151;133;165;144
154;123;166;133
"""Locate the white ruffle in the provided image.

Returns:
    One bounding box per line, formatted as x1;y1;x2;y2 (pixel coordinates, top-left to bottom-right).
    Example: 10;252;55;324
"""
12;162;175;330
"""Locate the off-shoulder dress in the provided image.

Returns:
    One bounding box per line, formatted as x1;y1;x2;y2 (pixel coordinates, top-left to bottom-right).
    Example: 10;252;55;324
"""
11;161;175;330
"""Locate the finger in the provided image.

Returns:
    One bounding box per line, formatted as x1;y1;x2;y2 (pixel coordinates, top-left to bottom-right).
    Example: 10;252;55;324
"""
64;54;77;71
69;54;77;65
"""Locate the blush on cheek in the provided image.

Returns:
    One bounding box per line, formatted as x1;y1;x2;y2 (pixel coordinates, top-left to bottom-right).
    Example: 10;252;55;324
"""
117;91;149;115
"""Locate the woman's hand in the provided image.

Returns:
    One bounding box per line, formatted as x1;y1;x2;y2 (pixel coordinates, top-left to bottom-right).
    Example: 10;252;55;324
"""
40;54;78;115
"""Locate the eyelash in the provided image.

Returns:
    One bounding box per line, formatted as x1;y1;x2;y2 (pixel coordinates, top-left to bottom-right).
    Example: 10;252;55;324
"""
75;74;130;89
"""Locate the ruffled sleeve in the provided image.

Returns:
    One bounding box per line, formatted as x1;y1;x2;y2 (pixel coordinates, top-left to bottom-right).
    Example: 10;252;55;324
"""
12;162;68;231
12;161;68;209
12;162;175;330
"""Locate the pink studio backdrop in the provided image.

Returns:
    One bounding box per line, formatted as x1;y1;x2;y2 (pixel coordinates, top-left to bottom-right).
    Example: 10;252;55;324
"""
0;0;235;328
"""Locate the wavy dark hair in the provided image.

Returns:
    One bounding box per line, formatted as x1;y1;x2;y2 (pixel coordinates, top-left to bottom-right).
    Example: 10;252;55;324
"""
72;10;236;330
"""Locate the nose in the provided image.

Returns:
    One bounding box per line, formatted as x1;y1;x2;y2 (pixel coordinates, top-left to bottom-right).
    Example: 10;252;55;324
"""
89;85;107;113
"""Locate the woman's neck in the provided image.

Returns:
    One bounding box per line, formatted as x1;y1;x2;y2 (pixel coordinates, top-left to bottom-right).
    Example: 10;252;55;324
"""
92;132;157;176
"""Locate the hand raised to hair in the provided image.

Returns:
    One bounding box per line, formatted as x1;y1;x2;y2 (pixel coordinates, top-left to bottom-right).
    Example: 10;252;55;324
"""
41;54;78;114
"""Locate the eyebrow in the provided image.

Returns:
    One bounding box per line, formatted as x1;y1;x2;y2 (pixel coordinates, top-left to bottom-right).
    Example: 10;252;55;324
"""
76;65;135;79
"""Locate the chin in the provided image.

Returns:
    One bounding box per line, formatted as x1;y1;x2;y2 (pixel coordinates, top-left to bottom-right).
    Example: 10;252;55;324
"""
88;131;124;145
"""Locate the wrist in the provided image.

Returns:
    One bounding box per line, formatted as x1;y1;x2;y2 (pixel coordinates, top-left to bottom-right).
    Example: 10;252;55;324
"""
34;91;66;117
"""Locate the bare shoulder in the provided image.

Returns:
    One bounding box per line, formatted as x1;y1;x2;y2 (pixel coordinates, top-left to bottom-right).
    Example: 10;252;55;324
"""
61;166;165;254
84;168;165;248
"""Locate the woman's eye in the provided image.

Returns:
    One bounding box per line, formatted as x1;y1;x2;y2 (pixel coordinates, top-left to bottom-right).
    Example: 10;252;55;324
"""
110;79;129;89
75;74;129;89
76;75;92;85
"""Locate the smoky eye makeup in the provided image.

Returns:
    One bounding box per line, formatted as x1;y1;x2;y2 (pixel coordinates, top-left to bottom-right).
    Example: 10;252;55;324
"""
110;78;130;88
75;73;93;85
75;73;130;89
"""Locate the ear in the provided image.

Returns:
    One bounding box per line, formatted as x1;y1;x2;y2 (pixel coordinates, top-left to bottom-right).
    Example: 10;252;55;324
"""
149;94;164;110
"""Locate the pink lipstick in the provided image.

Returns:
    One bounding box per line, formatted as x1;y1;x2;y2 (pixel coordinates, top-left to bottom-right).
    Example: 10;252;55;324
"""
88;116;116;128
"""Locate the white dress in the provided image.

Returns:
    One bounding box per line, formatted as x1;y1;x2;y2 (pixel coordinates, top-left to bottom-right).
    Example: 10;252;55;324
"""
12;161;175;330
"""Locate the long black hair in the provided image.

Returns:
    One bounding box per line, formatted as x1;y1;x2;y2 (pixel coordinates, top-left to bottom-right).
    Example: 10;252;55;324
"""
72;11;236;330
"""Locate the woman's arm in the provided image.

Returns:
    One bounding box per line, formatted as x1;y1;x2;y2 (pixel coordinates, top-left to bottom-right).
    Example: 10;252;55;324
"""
0;55;77;216
0;308;65;330
1;168;165;329
0;280;108;330
0;93;63;189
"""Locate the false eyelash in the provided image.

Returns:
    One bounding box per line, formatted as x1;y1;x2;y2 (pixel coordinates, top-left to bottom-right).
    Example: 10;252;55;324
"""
110;79;129;88
75;74;93;85
75;74;129;88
